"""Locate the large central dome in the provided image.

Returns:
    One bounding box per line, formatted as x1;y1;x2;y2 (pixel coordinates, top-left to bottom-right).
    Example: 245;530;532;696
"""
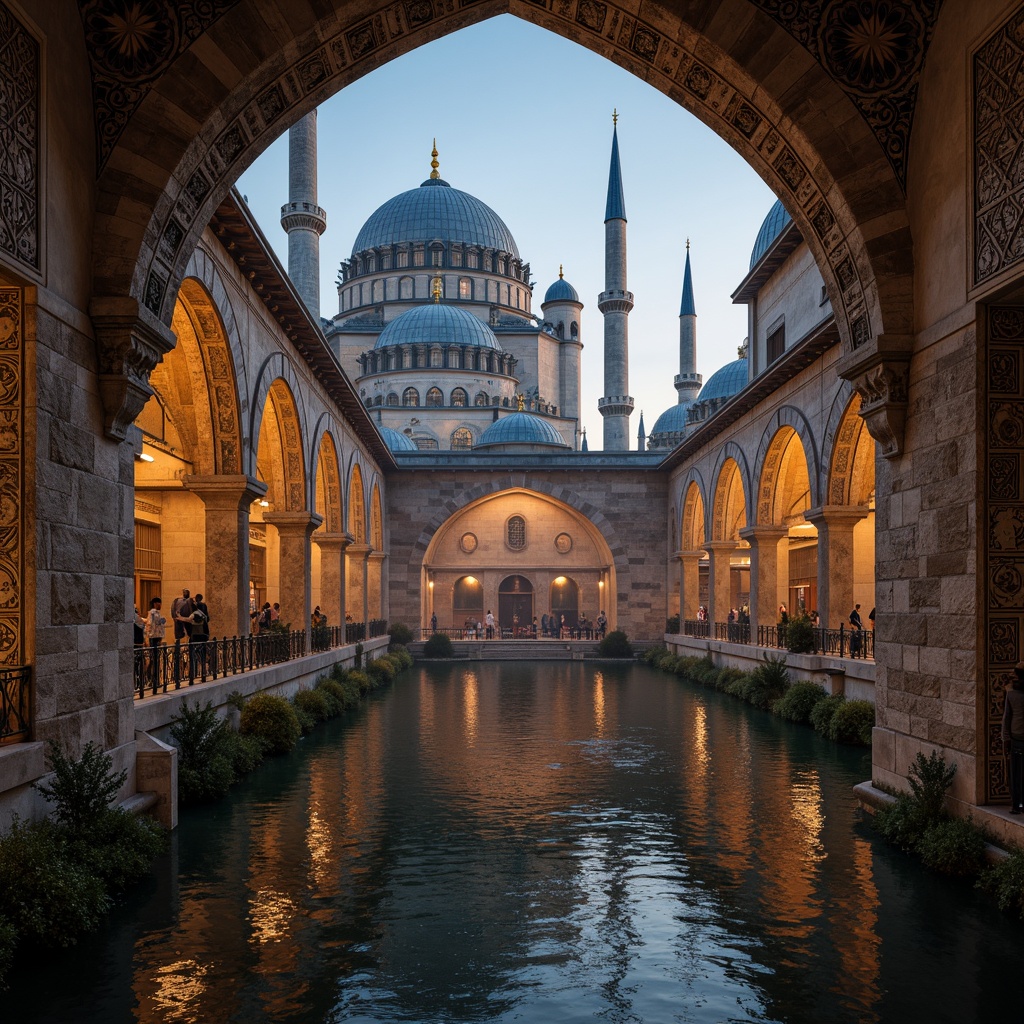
352;178;520;258
375;304;501;350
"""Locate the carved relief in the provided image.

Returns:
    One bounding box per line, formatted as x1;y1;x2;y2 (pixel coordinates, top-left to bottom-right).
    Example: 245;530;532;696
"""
0;289;22;667
0;2;40;274
985;305;1024;801
974;7;1024;286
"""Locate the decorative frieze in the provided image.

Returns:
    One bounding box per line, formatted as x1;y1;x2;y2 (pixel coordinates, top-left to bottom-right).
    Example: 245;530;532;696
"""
0;287;23;666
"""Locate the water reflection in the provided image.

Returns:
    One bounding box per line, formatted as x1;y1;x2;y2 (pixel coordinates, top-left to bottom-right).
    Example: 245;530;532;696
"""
7;662;1024;1024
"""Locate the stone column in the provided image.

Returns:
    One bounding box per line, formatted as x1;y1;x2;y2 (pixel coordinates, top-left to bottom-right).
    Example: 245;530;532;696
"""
313;532;353;628
184;474;266;637
739;525;789;629
705;541;737;626
805;506;869;629
368;551;386;622
347;543;371;624
677;550;704;622
264;511;323;637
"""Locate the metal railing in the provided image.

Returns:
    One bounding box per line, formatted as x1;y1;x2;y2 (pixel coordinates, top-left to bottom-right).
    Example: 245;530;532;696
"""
346;621;366;643
678;619;874;660
0;665;30;742
420;626;605;640
369;618;388;638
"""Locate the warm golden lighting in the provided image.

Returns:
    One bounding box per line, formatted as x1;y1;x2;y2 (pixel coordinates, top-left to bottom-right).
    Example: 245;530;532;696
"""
593;671;606;735
138;451;155;462
598;579;604;587
149;959;210;1020
463;669;478;745
465;576;479;585
554;576;567;585
248;887;297;945
428;580;434;589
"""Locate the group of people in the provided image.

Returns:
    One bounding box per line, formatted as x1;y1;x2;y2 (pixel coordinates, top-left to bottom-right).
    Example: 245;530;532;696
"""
433;609;609;639
135;588;211;685
251;601;281;633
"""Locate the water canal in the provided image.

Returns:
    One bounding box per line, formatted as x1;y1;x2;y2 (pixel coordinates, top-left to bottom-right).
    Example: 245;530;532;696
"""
9;661;1023;1023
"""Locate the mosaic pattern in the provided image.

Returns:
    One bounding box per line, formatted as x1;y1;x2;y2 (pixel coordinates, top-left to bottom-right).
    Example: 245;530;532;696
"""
974;6;1024;286
985;304;1024;802
0;2;39;274
0;289;23;666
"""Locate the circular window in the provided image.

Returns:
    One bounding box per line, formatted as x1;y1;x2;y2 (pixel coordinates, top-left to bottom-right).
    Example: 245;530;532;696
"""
554;532;573;554
460;532;478;554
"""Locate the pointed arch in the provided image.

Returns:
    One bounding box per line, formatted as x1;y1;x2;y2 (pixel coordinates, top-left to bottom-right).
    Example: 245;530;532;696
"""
752;405;820;521
370;482;384;551
756;425;814;527
348;461;366;544
255;377;306;512
712;457;748;543
312;427;343;534
826;391;876;507
681;479;707;552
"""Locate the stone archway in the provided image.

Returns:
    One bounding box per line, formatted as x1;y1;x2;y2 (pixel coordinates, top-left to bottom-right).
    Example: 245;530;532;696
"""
85;1;927;455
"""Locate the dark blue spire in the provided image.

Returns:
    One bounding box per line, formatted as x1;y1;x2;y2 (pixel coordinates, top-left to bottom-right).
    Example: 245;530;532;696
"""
680;244;695;316
604;125;626;223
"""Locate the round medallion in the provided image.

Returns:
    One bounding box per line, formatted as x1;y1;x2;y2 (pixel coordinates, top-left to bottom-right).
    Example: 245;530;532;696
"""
460;532;478;554
554;532;573;554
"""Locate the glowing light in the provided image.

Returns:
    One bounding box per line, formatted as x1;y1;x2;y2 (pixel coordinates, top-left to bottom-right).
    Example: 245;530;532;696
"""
464;576;479;585
554;576;567;585
138;452;155;462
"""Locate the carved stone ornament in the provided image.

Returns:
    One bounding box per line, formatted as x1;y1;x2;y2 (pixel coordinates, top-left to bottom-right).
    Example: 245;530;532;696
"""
90;296;177;441
836;334;912;459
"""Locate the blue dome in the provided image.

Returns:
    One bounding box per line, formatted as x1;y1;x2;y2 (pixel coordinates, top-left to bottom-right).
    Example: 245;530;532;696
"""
353;178;520;258
749;200;792;269
544;276;579;303
375;304;501;350
650;402;693;436
379;425;417;452
475;412;569;449
698;358;748;403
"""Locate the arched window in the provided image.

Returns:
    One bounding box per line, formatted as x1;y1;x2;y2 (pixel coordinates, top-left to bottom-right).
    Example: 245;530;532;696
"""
426;387;443;407
474;391;489;407
507;515;526;550
571;321;579;340
430;347;443;368
557;321;564;339
402;387;420;407
451;388;468;407
453;575;484;626
450;427;473;449
372;280;383;302
386;392;399;406
459;277;472;300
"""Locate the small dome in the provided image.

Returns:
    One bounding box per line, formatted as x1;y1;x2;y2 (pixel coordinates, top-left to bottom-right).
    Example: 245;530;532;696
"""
650;402;693;436
475;412;570;450
353;178;520;258
698;358;748;403
544;276;579;304
379;425;417;452
375;304;501;350
749;199;792;269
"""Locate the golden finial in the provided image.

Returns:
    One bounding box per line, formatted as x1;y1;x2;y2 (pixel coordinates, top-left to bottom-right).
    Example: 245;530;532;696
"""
430;138;440;179
613;108;618;126
559;264;564;279
516;393;525;412
431;275;442;303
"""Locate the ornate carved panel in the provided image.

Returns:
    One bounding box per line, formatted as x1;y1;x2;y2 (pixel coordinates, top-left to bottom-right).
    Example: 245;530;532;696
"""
0;2;40;274
974;6;1024;287
985;304;1024;802
0;288;24;665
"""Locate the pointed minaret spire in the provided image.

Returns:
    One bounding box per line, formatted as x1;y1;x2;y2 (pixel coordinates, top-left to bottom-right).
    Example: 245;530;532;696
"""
675;241;702;405
598;112;634;451
637;411;646;452
581;427;589;453
281;110;327;320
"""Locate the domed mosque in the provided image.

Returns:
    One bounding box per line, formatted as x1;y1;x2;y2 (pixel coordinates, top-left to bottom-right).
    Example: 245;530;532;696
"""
323;142;585;453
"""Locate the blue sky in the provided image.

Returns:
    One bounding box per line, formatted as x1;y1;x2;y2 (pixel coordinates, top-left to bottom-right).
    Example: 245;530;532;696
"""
236;15;778;447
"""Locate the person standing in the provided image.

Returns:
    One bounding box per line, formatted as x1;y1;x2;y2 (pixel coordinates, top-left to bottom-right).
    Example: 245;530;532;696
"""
1003;663;1024;814
541;611;549;638
486;609;495;640
430;611;437;633
850;603;864;658
171;588;193;641
596;610;607;638
144;596;166;687
189;593;210;676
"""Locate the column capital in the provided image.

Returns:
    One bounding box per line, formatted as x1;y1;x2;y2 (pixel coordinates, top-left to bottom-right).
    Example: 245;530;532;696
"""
805;505;870;529
347;542;372;560
184;474;267;510
313;531;355;551
674;548;706;562
368;550;386;564
739;524;789;544
704;539;739;553
264;510;324;537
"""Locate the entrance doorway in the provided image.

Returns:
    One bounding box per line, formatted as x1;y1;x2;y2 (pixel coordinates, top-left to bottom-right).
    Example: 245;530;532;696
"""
498;575;533;636
550;576;579;633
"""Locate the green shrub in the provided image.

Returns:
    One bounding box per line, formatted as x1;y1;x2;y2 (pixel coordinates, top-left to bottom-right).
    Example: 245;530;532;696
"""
348;669;372;695
828;699;875;745
317;676;358;712
810;693;846;735
367;655;397;682
874;793;929;853
724;671;752;700
423;633;454;658
36;742;126;833
598;630;633;658
239;692;301;754
390;646;414;671
689;655;719;685
978;850;1024;918
746;654;789;710
0;913;15;989
170;701;237;803
785;614;816;653
389;622;414;647
66;809;165;892
774;681;827;723
907;750;957;823
0;817;110;949
642;645;666;664
292;703;316;735
917;817;987;877
293;687;332;724
223;730;266;775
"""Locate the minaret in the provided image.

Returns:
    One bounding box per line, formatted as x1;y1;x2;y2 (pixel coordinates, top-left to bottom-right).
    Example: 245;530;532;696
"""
280;110;327;321
598;111;634;451
675;240;702;405
637;411;646;452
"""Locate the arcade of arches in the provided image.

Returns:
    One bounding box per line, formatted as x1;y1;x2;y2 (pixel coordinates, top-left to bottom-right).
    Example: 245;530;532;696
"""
3;0;1024;835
